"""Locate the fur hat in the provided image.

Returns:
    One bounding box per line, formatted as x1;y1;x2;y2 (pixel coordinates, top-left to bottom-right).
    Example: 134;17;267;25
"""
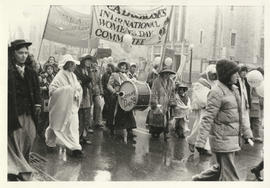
216;59;239;85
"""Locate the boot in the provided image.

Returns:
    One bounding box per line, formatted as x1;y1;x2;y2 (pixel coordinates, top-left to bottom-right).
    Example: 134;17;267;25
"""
196;147;212;156
251;168;263;181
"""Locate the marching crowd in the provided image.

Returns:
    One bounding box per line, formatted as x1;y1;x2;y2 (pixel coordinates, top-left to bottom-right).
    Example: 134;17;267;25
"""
8;39;264;181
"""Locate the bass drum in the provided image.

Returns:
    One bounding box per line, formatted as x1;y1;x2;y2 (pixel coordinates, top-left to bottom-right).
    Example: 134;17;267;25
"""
118;80;151;111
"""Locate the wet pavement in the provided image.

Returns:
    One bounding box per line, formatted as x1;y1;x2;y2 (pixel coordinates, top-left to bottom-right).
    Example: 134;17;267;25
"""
31;110;263;181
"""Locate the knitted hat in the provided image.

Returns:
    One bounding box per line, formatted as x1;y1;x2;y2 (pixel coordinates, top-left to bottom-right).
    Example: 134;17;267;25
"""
216;59;239;85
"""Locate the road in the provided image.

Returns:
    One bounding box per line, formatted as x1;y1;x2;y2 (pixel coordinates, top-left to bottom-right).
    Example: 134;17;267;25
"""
31;109;263;181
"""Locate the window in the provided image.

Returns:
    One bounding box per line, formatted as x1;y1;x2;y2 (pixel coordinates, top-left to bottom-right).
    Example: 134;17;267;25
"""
231;32;236;47
199;30;203;44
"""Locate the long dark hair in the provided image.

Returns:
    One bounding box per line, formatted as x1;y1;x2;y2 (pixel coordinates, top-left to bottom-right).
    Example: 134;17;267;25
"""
8;45;32;70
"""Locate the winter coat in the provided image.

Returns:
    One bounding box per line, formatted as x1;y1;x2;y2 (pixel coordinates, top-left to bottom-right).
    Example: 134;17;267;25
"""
146;68;159;88
195;81;253;153
8;62;41;134
107;72;130;93
101;72;112;97
151;76;175;114
249;87;263;118
191;77;212;110
40;73;55;99
74;65;92;108
235;78;251;108
74;65;92;98
89;69;103;96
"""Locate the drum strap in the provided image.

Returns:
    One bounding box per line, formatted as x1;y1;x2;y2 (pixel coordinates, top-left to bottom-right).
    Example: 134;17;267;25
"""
118;72;129;84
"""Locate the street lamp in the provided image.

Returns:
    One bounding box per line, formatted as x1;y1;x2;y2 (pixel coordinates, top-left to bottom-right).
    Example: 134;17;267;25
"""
189;44;194;84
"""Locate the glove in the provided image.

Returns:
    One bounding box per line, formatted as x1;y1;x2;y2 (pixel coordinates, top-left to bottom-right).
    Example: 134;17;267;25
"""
244;138;254;146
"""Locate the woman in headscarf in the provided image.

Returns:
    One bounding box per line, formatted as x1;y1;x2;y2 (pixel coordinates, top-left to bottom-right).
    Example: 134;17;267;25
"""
8;39;41;181
107;61;137;143
186;64;217;155
192;59;253;181
45;54;83;158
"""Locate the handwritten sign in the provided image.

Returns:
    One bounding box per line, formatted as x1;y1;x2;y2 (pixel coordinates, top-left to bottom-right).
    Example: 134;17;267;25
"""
119;90;136;111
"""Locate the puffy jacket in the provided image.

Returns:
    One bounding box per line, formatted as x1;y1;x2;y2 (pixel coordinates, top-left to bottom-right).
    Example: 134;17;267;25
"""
195;81;253;153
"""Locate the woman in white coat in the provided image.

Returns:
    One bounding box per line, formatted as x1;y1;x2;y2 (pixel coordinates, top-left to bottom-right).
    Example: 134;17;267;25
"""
186;64;217;155
45;54;83;158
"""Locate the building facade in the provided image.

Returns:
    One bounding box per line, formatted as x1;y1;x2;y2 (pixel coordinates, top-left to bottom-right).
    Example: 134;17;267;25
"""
152;5;264;82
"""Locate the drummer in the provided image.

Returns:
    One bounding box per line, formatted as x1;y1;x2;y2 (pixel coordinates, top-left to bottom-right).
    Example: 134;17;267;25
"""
107;61;137;143
150;65;176;141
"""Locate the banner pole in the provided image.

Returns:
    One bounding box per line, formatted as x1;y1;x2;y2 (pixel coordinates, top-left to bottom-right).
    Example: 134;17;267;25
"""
159;5;174;72
88;5;95;54
37;5;52;61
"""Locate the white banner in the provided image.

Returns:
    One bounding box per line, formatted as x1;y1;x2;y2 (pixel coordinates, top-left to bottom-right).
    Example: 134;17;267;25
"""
43;6;91;48
92;5;172;45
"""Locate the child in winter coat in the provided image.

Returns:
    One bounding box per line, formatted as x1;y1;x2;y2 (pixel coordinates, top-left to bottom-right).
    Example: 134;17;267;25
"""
173;82;191;138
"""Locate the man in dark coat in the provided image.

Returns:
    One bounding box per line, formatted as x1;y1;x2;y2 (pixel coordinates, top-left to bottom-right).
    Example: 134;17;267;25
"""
101;63;115;123
8;39;41;181
74;54;93;144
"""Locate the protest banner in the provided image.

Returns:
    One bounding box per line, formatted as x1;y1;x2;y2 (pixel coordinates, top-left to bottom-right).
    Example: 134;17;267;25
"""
92;5;172;45
43;6;91;48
